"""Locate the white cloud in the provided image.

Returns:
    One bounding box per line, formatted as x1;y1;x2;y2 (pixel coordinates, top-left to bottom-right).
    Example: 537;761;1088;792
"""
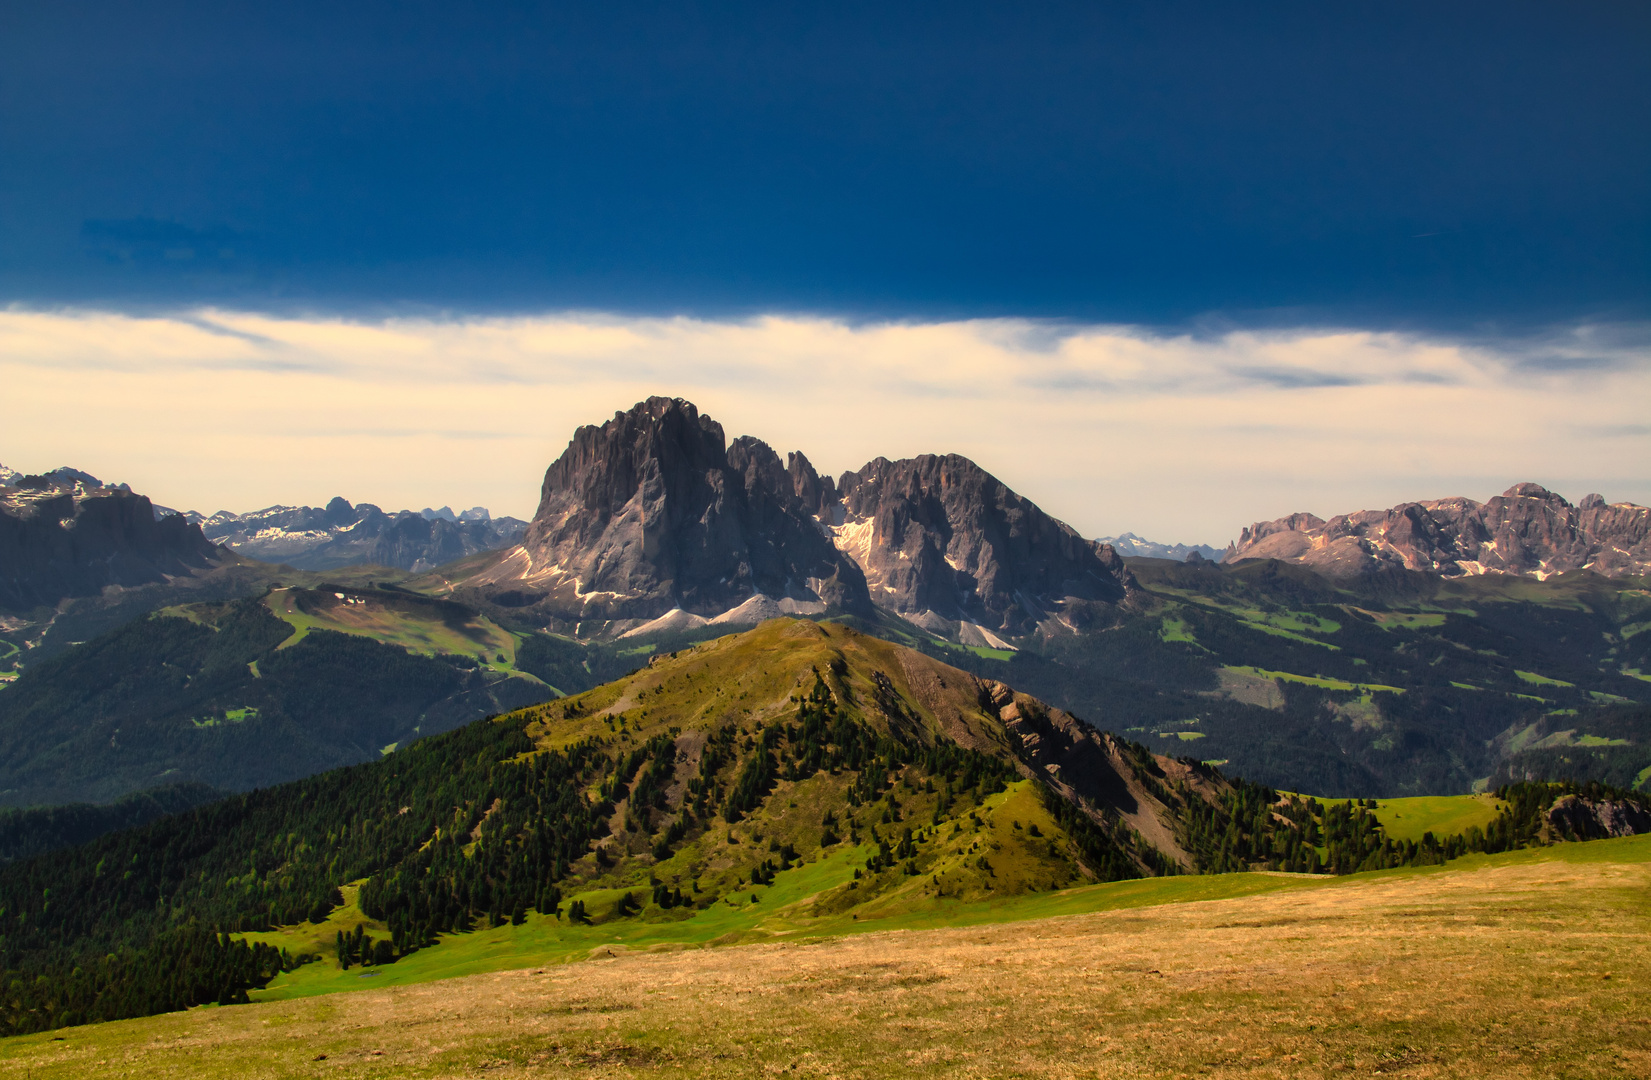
2;308;1647;543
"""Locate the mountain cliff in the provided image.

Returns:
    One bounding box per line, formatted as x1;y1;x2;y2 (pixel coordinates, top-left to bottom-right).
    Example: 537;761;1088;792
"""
462;398;869;622
1226;483;1651;580
454;397;1136;639
834;454;1132;638
0;471;223;611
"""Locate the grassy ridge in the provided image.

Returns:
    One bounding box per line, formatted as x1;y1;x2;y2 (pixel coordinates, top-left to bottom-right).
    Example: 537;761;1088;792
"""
243;850;1329;1004
226;786;1543;1007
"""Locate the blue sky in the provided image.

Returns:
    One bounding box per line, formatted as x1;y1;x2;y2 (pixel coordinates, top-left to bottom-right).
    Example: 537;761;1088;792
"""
5;0;1647;326
2;3;1648;539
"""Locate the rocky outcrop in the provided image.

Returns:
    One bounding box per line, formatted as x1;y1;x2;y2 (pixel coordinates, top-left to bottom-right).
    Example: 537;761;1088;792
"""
464;398;870;621
195;498;527;572
1546;793;1651;840
833;455;1134;636
0;476;223;611
458;398;1136;637
1226;484;1651;580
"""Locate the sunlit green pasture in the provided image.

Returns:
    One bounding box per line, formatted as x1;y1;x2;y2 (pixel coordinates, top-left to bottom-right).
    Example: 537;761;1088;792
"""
1221;665;1405;694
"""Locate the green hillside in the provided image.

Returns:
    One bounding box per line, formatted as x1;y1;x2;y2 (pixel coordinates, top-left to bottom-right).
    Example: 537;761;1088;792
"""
1364;793;1506;842
0;593;553;807
0;618;1635;1039
911;559;1651;797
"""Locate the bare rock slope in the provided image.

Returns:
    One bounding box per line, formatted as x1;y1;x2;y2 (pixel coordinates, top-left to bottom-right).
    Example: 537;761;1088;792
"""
453;397;1135;638
0;472;223;611
1226;483;1651;580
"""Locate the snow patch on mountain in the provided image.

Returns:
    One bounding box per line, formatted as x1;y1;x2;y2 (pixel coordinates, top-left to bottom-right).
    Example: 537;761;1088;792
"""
1098;532;1224;562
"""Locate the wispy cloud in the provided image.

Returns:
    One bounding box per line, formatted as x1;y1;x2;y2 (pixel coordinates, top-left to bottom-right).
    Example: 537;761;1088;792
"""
1;309;1646;543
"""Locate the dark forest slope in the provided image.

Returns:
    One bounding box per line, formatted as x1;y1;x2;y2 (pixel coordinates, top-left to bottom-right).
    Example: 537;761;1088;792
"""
0;596;551;806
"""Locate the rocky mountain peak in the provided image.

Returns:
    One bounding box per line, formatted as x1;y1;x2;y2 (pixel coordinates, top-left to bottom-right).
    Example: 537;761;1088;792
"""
832;453;1134;636
1227;483;1651;580
322;496;356;527
460;399;1137;641
533;396;727;524
502;398;867;622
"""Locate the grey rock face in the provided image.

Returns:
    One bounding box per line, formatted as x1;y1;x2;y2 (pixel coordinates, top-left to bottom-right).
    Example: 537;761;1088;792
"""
833;455;1133;636
463;398;1136;638
482;397;867;620
1546;793;1651;839
0;477;222;611
1226;484;1651;580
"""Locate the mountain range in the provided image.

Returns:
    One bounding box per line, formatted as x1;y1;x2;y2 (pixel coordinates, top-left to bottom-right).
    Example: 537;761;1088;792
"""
2;402;1649;810
1098;533;1225;563
0;402;1648;1042
178;497;527;572
1227;482;1651;580
446;397;1136;643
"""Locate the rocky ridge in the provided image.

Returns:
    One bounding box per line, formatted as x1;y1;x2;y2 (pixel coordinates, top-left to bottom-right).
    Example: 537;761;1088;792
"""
1099;532;1224;563
455;398;1136;640
187;498;526;572
0;469;223;611
1545;793;1651;840
1225;483;1651;580
834;454;1132;638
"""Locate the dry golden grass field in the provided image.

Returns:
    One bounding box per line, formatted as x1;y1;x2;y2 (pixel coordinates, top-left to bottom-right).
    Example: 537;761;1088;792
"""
2;838;1647;1079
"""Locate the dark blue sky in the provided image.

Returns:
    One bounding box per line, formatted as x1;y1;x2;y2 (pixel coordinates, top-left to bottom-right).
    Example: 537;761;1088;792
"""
2;1;1646;327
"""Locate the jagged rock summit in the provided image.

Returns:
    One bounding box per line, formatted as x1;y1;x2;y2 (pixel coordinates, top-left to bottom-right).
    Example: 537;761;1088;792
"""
465;397;868;623
1226;483;1651;580
456;397;1134;638
834;454;1132;637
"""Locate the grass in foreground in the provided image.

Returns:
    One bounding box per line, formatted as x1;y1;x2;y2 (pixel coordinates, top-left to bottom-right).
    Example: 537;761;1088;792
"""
2;836;1648;1078
242;846;1324;1004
